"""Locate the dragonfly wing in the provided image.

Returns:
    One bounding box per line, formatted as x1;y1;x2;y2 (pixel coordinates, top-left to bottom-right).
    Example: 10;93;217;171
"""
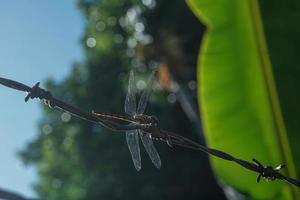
137;70;157;114
125;70;137;115
139;130;161;169
126;130;141;171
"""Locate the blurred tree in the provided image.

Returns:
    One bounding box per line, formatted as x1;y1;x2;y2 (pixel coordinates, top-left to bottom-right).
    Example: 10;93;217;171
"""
19;0;225;199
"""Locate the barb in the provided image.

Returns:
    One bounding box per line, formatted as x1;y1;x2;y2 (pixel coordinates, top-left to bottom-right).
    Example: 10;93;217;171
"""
0;76;299;189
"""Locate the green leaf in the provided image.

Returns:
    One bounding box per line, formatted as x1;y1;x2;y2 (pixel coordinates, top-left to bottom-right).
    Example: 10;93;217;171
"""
186;0;299;199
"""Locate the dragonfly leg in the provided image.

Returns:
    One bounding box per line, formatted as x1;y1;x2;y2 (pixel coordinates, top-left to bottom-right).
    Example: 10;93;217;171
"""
166;134;173;148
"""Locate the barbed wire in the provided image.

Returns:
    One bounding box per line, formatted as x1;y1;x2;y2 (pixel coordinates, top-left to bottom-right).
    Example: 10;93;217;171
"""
0;76;299;191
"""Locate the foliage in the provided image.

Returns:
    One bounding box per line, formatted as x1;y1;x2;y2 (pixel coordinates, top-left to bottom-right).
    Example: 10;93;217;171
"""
187;0;300;199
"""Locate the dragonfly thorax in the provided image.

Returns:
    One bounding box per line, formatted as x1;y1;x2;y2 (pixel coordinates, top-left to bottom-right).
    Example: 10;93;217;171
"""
133;114;159;128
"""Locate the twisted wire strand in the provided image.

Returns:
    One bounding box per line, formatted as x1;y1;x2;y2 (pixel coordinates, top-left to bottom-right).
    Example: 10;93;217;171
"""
0;76;299;188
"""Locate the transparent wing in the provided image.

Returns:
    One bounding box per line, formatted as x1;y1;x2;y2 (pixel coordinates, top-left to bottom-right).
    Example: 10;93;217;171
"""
139;130;161;169
137;70;157;114
126;130;141;171
125;70;137;115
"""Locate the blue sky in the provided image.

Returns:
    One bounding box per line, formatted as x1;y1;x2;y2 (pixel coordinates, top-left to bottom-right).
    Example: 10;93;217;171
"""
0;1;84;197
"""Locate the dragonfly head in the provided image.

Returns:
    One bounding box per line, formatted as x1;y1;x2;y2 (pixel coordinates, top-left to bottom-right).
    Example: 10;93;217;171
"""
149;115;159;127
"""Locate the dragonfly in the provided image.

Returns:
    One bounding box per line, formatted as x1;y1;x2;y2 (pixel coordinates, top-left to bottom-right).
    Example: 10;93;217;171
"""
124;70;162;170
94;70;164;170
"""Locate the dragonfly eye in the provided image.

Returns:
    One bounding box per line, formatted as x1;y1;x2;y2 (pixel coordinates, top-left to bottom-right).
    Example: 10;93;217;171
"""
150;115;159;124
